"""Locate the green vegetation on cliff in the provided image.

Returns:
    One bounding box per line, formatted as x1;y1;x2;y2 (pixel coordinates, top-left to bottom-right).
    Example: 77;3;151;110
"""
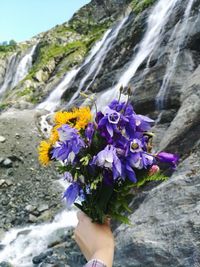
131;0;156;13
26;21;110;81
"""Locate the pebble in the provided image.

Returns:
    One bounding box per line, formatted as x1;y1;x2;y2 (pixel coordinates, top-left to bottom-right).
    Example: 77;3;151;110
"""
0;180;6;188
0;136;6;143
6;179;13;186
2;159;12;168
15;133;21;139
25;205;36;213
0;179;13;188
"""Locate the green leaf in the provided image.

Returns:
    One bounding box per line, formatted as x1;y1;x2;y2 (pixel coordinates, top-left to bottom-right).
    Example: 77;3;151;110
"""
136;172;168;187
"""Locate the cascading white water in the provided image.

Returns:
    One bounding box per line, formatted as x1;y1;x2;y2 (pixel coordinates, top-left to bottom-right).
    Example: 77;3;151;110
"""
0;44;37;98
37;28;112;112
67;14;129;107
0;180;77;267
95;0;181;109
0;53;18;97
0;210;77;267
156;0;195;110
12;44;37;88
37;68;81;111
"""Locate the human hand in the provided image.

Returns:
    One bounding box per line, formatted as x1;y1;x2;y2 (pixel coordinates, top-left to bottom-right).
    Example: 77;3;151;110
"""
74;211;114;267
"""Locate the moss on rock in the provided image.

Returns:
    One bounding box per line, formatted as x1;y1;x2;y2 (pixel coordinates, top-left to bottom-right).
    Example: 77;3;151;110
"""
131;0;156;14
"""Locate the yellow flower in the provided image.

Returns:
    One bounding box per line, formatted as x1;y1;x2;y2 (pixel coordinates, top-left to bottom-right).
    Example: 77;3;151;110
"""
54;107;92;130
74;107;92;130
49;125;60;145
54;111;75;125
38;141;52;166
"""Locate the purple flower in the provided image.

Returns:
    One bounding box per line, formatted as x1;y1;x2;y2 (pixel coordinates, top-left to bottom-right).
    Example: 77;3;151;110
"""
134;114;154;132
63;182;80;207
127;139;154;170
156;152;179;168
98;107;121;138
85;123;95;144
121;162;137;183
58;124;79;142
93;145;122;180
51;124;85;162
109;99;127;112
63;172;73;182
108;100;154;139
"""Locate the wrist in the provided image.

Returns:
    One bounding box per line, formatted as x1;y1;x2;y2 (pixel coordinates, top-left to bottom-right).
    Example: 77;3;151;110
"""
92;247;114;267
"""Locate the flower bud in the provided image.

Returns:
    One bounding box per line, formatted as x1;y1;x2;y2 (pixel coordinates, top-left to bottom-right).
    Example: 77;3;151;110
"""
149;165;160;176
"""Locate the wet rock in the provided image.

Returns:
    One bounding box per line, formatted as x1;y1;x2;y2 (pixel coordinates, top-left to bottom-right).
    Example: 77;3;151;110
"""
25;204;36;213
37;204;49;213
32;252;48;264
0;262;13;267
0;244;5;251
28;214;38;223
37;210;53;223
16;229;32;237
47;228;68;248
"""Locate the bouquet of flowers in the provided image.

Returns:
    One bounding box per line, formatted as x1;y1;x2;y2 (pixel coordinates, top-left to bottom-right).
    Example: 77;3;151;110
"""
38;96;178;224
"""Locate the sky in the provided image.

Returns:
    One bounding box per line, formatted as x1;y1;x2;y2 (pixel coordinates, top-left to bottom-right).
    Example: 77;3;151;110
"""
0;0;90;43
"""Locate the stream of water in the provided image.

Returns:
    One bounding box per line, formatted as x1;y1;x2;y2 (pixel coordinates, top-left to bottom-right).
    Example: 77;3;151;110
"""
0;44;37;98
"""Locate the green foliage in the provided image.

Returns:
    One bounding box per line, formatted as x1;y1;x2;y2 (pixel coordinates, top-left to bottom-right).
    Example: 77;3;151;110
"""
131;0;156;14
9;39;17;46
27;40;86;79
0;39;17;53
0;103;9;112
0;45;15;53
17;87;33;97
136;172;168;187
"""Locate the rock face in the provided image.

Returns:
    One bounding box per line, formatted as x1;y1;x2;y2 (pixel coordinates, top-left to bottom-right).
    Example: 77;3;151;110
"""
114;147;200;267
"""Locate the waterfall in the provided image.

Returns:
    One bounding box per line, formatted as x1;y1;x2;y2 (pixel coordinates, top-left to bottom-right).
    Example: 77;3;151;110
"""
67;14;129;107
0;44;37;98
156;0;195;110
37;28;112;112
0;179;77;267
12;44;37;88
0;53;19;97
37;68;81;111
0;210;77;267
95;0;181;109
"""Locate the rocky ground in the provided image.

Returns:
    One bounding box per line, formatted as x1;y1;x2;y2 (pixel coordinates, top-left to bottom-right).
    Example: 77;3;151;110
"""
0;108;87;267
0;109;64;232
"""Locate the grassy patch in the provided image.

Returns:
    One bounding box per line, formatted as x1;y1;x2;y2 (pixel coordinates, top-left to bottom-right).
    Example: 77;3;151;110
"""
0;45;16;53
26;40;87;79
0;103;9;111
17;87;33;97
